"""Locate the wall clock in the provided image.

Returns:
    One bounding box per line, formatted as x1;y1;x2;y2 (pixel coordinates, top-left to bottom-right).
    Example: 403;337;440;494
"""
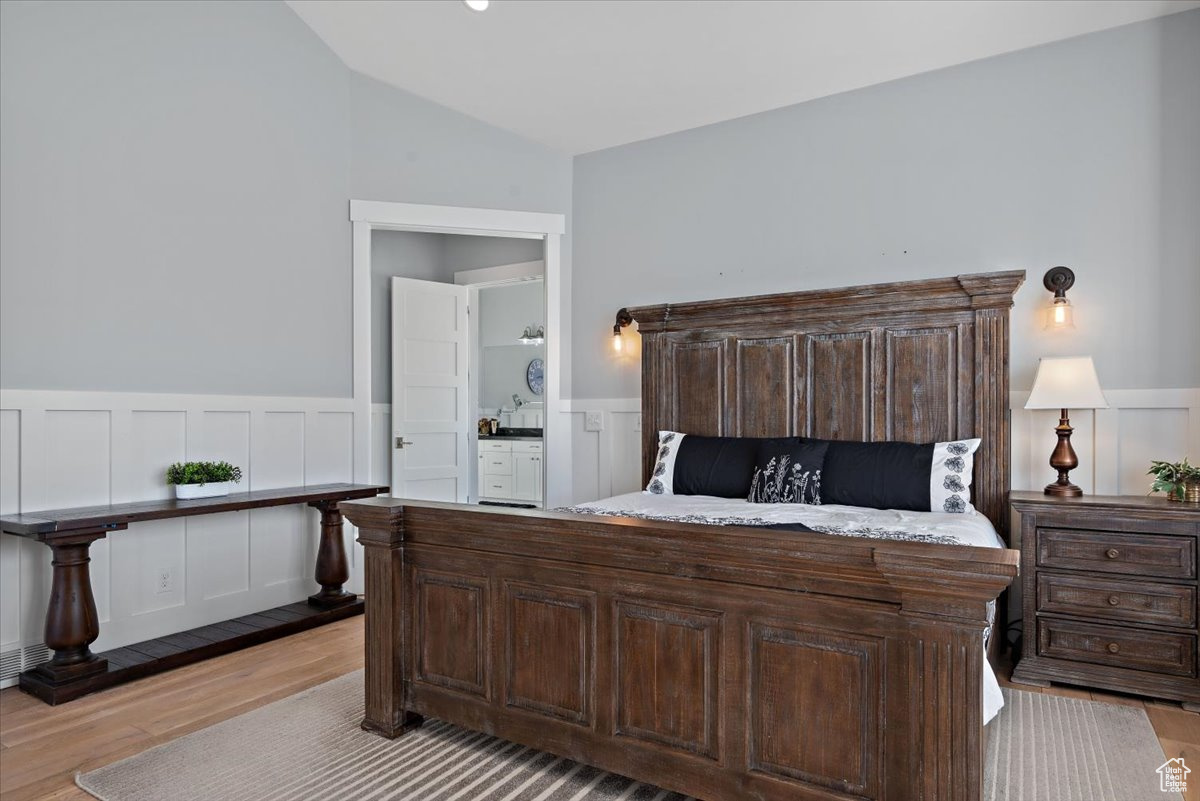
526;358;544;395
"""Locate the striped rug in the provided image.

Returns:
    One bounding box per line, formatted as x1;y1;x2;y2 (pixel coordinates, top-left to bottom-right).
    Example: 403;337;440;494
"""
77;672;1180;801
77;671;693;801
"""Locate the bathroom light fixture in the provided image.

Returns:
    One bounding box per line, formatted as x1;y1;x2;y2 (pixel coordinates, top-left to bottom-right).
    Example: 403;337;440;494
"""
463;0;489;11
1043;266;1076;330
612;308;633;353
518;325;544;345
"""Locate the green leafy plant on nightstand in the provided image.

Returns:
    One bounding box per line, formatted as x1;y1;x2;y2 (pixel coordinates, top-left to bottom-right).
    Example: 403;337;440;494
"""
1148;458;1200;502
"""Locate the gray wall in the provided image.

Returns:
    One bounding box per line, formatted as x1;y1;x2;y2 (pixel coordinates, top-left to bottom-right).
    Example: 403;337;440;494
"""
571;11;1200;399
0;0;571;398
370;232;542;403
443;236;543;274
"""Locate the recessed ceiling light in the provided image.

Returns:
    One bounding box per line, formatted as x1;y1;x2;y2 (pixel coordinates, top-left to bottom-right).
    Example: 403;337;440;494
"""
463;0;489;11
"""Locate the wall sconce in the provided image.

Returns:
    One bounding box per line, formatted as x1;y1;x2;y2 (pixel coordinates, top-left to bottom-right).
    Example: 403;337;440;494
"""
612;308;633;353
517;325;544;345
1043;266;1075;330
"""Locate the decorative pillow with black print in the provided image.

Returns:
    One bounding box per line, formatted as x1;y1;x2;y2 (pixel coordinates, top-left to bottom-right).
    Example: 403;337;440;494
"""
818;437;982;514
747;438;829;505
644;432;762;498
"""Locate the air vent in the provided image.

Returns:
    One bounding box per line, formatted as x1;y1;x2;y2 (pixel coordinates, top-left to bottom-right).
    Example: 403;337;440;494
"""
0;648;20;684
24;642;50;669
0;642;51;686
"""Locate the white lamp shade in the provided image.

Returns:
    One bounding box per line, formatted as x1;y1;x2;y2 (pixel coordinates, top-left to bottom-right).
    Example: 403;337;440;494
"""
1025;356;1108;410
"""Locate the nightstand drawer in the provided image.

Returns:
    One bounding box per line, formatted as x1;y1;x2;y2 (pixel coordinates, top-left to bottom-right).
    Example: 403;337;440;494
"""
1037;619;1196;677
1037;573;1196;628
1037;528;1196;579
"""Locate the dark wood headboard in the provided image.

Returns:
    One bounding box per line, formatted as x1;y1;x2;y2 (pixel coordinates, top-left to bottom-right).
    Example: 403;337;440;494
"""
627;270;1026;540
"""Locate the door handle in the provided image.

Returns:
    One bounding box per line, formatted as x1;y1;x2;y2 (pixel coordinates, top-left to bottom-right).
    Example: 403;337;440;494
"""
395;436;414;449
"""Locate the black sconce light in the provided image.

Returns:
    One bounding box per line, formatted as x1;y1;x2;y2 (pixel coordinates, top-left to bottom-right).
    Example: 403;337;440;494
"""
612;308;633;353
1043;266;1075;330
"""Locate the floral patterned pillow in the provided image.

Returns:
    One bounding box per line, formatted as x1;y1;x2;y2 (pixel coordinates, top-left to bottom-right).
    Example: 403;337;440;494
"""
747;439;830;505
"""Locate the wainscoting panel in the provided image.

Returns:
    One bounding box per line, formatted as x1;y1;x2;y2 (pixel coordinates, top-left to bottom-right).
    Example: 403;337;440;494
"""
0;389;365;688
567;390;1200;507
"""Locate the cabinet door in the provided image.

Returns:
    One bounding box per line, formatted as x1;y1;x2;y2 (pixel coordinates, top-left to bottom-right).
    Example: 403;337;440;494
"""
513;454;541;502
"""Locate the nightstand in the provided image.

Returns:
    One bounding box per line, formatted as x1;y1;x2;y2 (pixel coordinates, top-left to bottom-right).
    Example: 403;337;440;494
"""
1010;492;1199;711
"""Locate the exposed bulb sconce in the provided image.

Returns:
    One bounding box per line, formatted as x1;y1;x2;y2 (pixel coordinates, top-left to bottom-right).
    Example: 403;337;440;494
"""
612;308;633;353
1043;266;1076;330
517;325;544;345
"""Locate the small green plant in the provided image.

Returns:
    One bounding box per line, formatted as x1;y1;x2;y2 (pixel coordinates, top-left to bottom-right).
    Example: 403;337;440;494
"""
166;461;243;487
1148;458;1200;500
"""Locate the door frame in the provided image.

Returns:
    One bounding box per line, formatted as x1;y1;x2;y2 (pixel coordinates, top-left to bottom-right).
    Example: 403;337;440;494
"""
349;200;567;505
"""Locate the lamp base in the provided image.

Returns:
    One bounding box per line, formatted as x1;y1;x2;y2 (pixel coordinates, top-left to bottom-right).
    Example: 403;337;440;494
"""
1044;408;1083;498
1043;480;1083;497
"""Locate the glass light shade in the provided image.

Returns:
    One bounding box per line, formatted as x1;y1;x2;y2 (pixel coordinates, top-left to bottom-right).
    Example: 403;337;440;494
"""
612;331;623;353
1025;356;1108;410
1045;297;1074;329
464;0;489;11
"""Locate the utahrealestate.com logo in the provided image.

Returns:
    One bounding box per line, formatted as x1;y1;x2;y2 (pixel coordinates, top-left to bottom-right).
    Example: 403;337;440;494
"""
1158;758;1190;793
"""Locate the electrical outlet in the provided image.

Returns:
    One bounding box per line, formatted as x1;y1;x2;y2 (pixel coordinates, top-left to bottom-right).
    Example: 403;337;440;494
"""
584;411;604;432
156;568;173;595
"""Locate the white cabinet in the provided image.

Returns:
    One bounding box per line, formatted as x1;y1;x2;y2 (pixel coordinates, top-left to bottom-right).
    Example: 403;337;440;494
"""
478;440;542;505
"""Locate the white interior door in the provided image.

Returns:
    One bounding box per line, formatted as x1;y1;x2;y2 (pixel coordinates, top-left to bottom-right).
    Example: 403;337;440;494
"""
391;277;469;501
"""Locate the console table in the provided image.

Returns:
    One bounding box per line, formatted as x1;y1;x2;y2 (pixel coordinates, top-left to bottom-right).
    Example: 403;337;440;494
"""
0;482;386;704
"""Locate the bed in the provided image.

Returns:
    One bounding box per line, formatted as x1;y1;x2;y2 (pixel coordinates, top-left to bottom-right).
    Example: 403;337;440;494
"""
342;270;1025;801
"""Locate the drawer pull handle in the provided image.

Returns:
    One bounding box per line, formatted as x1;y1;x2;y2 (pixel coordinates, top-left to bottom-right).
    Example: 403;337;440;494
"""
1106;642;1121;654
1104;548;1120;560
1107;595;1120;606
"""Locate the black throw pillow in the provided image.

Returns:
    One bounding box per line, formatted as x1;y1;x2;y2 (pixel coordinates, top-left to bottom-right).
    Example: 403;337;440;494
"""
748;438;829;504
670;435;763;498
817;438;980;513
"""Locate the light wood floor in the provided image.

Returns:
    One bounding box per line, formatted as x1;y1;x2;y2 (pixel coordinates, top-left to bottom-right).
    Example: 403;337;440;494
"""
1;618;1196;801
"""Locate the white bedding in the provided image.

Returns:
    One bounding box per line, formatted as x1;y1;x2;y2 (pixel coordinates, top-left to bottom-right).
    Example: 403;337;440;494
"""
563;492;1006;724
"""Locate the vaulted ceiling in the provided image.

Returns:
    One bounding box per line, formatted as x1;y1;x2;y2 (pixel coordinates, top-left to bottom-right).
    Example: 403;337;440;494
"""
288;0;1198;154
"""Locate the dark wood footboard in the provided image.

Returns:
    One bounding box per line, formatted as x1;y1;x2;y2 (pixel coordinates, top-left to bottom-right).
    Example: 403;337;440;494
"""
344;499;1018;801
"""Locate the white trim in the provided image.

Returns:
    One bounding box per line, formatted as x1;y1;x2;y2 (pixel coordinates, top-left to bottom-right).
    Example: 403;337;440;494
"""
349;200;564;236
352;221;373;485
0;388;355;411
454;260;544;287
349;200;568;507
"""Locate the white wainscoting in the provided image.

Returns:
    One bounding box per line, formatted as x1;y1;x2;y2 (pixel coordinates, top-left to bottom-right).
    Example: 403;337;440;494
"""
0;389;376;688
565;390;1200;504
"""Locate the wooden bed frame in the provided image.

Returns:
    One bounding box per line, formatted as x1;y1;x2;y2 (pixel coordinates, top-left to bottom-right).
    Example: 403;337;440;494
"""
343;270;1025;801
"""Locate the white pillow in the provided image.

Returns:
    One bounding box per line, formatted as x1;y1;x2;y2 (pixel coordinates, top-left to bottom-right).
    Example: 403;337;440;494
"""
930;438;982;514
645;431;686;495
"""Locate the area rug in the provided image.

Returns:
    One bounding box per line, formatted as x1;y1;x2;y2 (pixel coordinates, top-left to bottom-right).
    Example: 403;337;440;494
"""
77;671;1181;801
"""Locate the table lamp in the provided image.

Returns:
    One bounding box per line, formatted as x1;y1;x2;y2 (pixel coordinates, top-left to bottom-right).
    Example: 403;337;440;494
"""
1025;356;1108;496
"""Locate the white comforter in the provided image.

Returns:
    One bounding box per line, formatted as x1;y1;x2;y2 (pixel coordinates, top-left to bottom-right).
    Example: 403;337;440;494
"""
565;492;1006;724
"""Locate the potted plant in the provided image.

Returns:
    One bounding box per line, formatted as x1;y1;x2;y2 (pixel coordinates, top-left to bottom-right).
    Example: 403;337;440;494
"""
1148;458;1200;503
167;461;243;499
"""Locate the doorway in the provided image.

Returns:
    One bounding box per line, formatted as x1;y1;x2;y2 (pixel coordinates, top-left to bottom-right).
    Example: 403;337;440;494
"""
349;200;566;507
466;274;545;507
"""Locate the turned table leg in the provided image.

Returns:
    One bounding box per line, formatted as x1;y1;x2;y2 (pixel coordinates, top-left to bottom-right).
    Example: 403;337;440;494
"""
31;530;109;684
307;500;356;609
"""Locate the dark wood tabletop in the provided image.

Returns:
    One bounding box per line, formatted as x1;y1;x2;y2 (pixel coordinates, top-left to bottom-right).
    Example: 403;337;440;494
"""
0;483;389;537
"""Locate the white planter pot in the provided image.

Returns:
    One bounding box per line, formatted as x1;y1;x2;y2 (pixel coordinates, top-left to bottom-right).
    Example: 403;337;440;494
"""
174;481;232;500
